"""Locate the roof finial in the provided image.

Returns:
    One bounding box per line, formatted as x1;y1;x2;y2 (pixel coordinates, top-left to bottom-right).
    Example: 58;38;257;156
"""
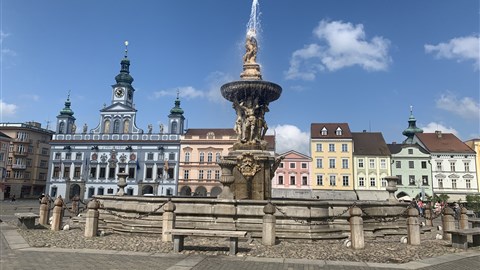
67;90;71;100
124;40;129;58
410;105;413;115
176;89;180;99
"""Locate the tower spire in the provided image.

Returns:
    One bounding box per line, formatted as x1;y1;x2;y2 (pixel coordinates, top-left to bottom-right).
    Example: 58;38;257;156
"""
124;40;129;58
402;105;423;144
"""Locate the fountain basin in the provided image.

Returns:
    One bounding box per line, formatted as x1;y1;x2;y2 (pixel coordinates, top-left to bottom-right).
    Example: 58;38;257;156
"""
221;80;282;103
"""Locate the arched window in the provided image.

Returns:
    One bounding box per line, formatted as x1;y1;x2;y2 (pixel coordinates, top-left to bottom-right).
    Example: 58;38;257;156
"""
216;153;221;162
321;127;327;136
171;121;178;134
199;152;205;163
113;120;120;134
103;120;110;133
123;120;130;133
207;152;213;163
59;122;65;134
336;127;342;135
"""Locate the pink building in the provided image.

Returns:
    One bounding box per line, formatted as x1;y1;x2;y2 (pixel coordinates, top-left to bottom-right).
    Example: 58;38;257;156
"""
272;150;312;198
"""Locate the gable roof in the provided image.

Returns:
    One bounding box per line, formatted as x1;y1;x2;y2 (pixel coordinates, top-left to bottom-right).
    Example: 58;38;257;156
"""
100;102;136;112
311;123;352;139
387;143;429;155
415;132;475;153
352;132;390;156
0;131;11;140
278;150;312;160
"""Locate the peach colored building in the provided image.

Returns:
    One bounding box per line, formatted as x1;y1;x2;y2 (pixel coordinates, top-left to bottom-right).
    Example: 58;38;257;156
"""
272;150;312;198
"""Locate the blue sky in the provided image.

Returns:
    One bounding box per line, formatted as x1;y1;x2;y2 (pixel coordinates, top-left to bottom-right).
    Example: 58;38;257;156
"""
1;0;479;155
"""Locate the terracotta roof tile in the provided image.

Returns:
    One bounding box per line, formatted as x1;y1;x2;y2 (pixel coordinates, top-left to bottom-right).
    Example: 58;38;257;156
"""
352;132;390;156
415;132;475;153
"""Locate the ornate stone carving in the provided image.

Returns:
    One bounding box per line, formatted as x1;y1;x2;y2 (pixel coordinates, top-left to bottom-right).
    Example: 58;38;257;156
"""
236;153;260;179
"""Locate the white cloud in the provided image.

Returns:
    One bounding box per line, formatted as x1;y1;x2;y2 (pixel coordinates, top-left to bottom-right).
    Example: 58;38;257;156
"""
285;20;391;80
267;124;310;155
436;91;480;120
151;71;233;103
0;99;18;117
425;35;480;69
0;31;16;57
420;122;458;136
20;94;40;101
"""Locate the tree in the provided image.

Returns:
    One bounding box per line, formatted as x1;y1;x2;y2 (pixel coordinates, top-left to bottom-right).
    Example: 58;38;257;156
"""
466;194;480;218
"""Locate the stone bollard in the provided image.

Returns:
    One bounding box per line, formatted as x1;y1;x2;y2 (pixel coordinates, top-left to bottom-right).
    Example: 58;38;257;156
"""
349;206;364;249
442;206;455;241
72;195;80;216
162;199;176;242
84;199;100;238
262;201;276;246
51;196;64;231
424;203;433;227
407;208;421;245
459;207;469;230
39;196;49;225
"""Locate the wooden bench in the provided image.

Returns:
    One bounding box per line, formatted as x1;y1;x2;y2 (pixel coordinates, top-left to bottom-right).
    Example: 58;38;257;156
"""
165;229;248;255
445;228;480;249
469;218;480;228
14;213;39;229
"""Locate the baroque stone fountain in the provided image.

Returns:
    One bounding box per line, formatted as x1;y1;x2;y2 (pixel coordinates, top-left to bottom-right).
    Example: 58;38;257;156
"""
218;26;283;200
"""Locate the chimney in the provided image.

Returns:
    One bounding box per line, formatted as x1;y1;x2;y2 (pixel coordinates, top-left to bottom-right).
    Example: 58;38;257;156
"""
435;130;442;138
392;141;396;144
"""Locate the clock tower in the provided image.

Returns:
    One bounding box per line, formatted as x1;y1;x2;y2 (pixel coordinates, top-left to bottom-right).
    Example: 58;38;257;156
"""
111;41;135;108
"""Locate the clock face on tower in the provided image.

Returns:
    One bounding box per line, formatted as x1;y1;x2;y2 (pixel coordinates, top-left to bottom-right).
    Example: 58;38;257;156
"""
115;87;125;98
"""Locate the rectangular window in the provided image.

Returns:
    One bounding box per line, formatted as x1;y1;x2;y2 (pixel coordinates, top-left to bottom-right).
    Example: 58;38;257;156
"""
207;170;212;180
289;162;296;169
421;161;427;169
464;162;470;172
207;153;213;163
108;167;115;179
358;159;364;168
329;175;336;186
409;161;414;169
316;143;322;152
359;177;365;187
169;153;175;161
466;179;471;189
342;159;348;169
316;159;322;169
438;178;443;188
42;148;48;155
450;162;455;172
301;163;307;169
215;170;220;180
329;159;336;169
278;175;284;185
157;168;164;178
370;177;376;187
53;166;60;178
341;144;348;152
199;153;205;163
409;175;415;185
128;167;135;179
63;166;70;178
316;175;323;186
65;152;71;160
199;170;204;180
184;152;190;163
167;168;174;179
290;176;295;185
396;161;401;169
40;160;48;168
380;159;386;169
302;176;308;185
184;169;189;180
74;167;81;178
436;161;442;171
55;153;61;160
342;176;349;186
369;159;375;169
408;149;413;154
90;167;97;178
75;153;82;160
329;144;335;152
147;153;154;160
422;175;428;186
146;167;153;179
452;179;457;189
381;178;387;187
279;162;284;168
99;167;106;179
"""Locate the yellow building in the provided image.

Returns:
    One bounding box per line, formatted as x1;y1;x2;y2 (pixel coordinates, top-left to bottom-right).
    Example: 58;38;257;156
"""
465;139;480;192
310;123;354;194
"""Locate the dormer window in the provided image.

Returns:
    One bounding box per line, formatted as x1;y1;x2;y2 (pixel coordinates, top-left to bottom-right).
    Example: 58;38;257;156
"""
336;127;342;136
207;132;215;139
321;127;327;136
